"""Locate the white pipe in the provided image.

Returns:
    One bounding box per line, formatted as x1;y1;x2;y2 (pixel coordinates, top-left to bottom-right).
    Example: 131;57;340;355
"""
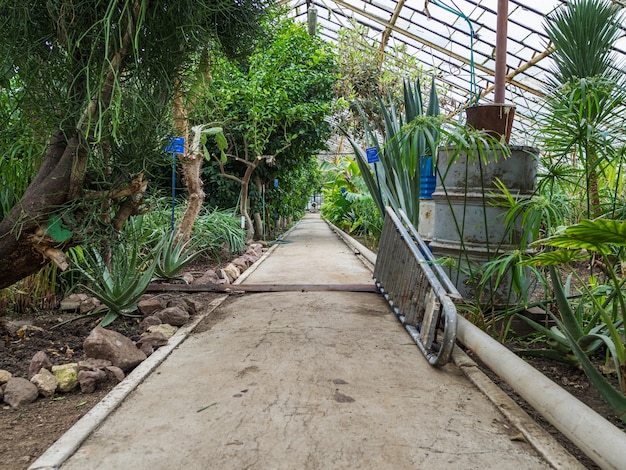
329;218;626;469
457;315;626;470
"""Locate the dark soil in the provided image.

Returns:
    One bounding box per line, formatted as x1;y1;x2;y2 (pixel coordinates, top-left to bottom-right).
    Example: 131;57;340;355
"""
0;310;145;470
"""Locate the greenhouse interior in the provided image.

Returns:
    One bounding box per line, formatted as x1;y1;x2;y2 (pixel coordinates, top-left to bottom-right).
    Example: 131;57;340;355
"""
1;1;626;469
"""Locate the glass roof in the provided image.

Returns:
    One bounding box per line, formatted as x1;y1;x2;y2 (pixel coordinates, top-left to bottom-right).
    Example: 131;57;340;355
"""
281;0;626;145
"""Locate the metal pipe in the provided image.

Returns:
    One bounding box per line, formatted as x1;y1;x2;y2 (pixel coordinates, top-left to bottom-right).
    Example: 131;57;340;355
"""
456;315;626;470
494;0;509;103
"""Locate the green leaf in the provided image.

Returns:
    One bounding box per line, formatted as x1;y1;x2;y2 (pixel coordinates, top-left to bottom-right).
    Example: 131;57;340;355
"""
46;215;73;243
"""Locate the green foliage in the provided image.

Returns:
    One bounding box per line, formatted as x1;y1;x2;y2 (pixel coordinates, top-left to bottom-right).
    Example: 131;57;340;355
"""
196;14;337;232
523;219;626;420
540;0;626;220
343;78;441;226
0;1;269;276
70;244;156;327
125;201;246;260
320;157;382;241
155;232;206;281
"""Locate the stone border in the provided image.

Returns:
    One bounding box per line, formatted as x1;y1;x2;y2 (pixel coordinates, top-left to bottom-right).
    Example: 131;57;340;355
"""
28;235;286;470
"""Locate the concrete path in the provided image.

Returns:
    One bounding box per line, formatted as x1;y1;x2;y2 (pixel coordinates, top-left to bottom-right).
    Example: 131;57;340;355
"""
59;214;551;469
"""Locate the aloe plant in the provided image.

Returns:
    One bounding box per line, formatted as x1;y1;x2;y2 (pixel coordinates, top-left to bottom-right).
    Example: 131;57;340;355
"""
72;244;156;327
155;231;206;280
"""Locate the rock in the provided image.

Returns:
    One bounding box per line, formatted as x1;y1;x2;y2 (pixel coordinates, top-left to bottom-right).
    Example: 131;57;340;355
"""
147;324;178;340
231;257;249;270
83;326;147;371
52;363;79;393
217;269;232;284
79;297;101;315
59;293;88;311
138;341;153;356
4;377;39;407
155;306;189;327
137;298;165;316
242;253;260;265
17;324;46;338
180;297;199;314
31;368;58;397
0;369;13;384
3;319;33;336
105;366;125;383
166;298;191;313
223;263;241;282
137;331;168;352
28;351;53;380
79;358;112;371
139;315;162;330
78;369;107;393
180;272;194;284
248;243;264;256
193;269;220;285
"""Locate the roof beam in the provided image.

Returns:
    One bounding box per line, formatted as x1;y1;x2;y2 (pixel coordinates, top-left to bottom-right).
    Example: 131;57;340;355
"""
378;0;406;71
331;0;540;98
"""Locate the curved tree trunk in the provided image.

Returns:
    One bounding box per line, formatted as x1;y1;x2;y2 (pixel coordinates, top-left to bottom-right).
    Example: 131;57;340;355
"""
0;2;141;290
0;132;77;289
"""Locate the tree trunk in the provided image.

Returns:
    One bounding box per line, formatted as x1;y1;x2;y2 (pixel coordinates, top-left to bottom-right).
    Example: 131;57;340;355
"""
0;132;77;289
240;163;258;243
177;126;206;243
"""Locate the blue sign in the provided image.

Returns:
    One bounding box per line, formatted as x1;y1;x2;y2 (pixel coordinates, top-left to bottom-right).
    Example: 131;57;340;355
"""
366;146;380;163
274;178;279;188
165;136;185;154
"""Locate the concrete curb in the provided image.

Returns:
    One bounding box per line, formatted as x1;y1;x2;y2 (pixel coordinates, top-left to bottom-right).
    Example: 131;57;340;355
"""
329;222;584;470
451;347;584;470
28;238;283;470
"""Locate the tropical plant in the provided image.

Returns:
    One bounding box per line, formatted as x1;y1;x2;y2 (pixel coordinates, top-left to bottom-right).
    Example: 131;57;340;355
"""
0;1;268;290
540;0;626;220
523;219;626;422
197;15;337;241
70;244;156;327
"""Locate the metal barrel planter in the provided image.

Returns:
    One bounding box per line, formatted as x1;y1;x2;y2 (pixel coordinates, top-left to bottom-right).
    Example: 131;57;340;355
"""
418;155;436;242
430;145;539;305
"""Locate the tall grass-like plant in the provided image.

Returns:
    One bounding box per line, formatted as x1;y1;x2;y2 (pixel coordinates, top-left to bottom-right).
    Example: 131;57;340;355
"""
343;78;440;227
525;219;626;422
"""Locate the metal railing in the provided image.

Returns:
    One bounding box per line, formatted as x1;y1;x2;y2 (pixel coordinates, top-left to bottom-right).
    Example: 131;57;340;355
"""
374;206;461;366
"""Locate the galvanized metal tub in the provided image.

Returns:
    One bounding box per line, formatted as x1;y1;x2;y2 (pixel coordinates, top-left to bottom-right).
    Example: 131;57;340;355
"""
430;145;539;304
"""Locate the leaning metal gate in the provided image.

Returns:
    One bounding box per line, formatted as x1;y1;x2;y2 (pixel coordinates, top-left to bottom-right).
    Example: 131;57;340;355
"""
374;207;461;366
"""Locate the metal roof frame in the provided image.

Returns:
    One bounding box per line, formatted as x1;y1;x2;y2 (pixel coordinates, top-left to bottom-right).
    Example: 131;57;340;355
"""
281;0;626;145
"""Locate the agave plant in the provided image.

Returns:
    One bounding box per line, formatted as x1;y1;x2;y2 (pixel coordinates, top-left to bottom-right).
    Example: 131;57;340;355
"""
342;77;440;227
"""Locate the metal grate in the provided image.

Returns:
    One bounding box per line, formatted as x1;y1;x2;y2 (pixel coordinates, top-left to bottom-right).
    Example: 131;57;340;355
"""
374;206;460;365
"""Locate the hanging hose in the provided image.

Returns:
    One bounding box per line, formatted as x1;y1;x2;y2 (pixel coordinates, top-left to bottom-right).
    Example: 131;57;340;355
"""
427;0;479;105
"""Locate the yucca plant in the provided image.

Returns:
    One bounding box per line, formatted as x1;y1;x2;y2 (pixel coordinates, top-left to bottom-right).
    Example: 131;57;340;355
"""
541;0;626;219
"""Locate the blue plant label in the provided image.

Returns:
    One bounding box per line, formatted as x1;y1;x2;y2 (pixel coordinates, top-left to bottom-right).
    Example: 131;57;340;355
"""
366;147;380;163
165;136;185;154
